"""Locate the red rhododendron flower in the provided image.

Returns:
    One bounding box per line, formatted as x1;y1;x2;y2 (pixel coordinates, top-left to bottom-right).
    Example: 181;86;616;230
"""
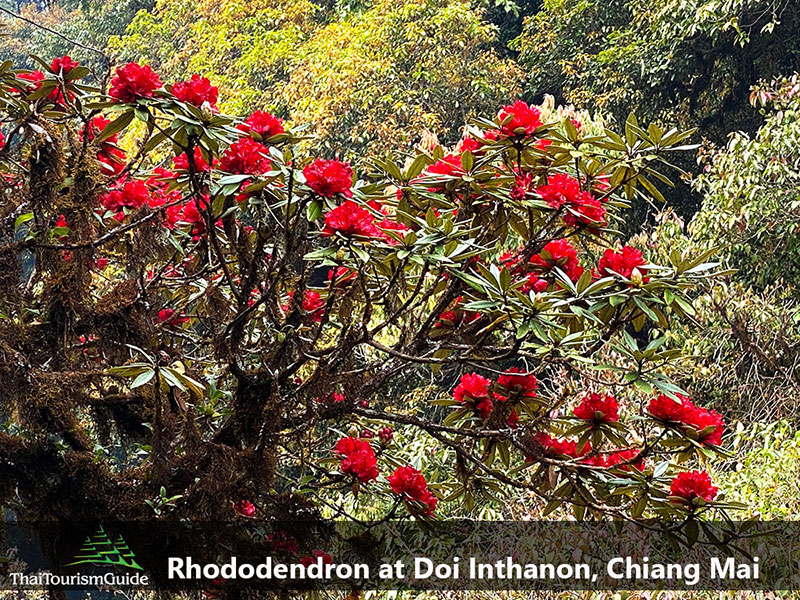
422;154;464;193
13;71;45;94
174;147;213;172
83;115;116;144
511;172;534;201
238;110;285;139
300;551;333;567
573;392;619;424
648;394;724;446
518;275;549;294
0;130;4;150
283;290;326;322
453;373;491;404
531;433;591;459
670;470;718;504
453;373;493;419
98;147;127;176
494;367;538;401
388;466;437;514
233;499;256;517
530;238;585;282
497;100;542;137
268;531;298;554
686;406;725;446
536;173;589;210
648;394;692;422
109;62;162;103
300;290;325;321
377;217;411;244
15;68;73;106
158;308;190;326
455;135;484;155
323;200;381;238
146;167;178;192
100;179;150;221
327;266;356;286
602;448;645;471
177;196;215;238
219;138;272;175
314;391;345;404
304;159;353;198
335;436;378;483
91;256;109;270
172;74;218;109
427;154;464;178
435;296;482;328
50;55;79;75
563;196;607;229
81;116;128;174
597;246;649;281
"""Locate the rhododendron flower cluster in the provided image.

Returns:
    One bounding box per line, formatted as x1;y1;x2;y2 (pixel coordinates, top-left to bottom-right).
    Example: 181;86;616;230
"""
453;369;537;427
80;115;127;175
233;499;256;517
453;373;493;419
174;147;213;172
282;290;326;322
388;466;437;514
670;470;718;505
238;110;285;139
13;70;45;95
496;100;543;137
323;200;381;238
219;138;271;174
599;448;644;471
51;55;79;75
648;394;725;446
304;159;354;198
425;154;464;189
533;433;589;459
100;179;150;221
172;75;219;109
300;551;333;567
573;392;620;425
502;238;585;293
109;62;162;103
159;308;190;326
493;367;538;401
435;296;481;328
335;437;378;483
598;246;650;281
536;173;606;229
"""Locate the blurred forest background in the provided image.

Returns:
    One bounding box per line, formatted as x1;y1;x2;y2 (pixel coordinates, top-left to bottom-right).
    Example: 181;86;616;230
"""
2;0;800;520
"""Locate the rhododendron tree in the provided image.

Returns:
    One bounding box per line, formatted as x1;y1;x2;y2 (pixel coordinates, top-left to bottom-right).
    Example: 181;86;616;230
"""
0;56;741;560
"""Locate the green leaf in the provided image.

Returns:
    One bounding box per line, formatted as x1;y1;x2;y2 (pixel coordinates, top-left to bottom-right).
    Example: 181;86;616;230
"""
131;369;156;389
306;200;322;222
14;213;34;229
96;110;134;143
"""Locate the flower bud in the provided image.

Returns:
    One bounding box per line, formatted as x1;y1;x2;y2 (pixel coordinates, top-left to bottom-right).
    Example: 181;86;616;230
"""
200;101;214;122
630;267;643;286
378;426;394;444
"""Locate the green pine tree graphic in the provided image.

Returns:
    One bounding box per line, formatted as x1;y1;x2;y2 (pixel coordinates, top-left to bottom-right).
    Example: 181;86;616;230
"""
67;525;143;571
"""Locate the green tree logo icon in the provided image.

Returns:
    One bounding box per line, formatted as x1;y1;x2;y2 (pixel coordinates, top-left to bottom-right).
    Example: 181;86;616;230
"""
67;525;143;571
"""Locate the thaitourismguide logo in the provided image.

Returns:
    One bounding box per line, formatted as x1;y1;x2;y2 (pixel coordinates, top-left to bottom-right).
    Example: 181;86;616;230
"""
7;525;150;589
